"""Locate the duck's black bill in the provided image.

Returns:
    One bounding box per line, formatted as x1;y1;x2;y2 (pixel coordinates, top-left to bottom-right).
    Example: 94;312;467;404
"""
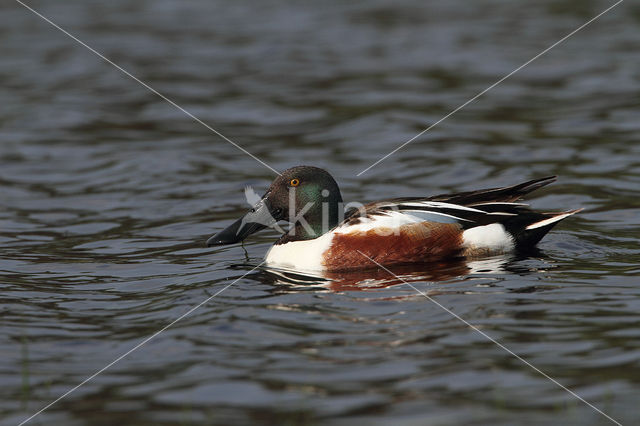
206;218;267;246
206;198;278;247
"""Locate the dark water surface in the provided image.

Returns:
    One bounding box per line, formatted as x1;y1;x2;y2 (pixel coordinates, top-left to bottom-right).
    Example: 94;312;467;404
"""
2;0;640;425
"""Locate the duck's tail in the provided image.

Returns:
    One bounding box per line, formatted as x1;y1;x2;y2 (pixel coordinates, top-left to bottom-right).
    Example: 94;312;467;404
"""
512;208;583;250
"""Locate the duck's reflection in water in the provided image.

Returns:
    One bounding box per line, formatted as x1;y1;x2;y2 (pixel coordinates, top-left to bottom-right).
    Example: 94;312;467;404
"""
259;254;531;292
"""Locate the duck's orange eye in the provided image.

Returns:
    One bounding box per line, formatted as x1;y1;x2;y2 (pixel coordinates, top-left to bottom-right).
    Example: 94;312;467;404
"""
290;178;300;187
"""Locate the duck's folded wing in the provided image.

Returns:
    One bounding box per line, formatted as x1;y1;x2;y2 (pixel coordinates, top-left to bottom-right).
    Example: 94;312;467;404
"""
340;196;579;252
425;176;558;204
343;199;529;229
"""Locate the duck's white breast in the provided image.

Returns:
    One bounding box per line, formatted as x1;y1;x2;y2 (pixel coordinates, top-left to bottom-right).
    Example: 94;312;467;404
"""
264;232;335;271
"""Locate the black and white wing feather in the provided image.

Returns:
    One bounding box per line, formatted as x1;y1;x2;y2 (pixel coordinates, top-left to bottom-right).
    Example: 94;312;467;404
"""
342;176;580;250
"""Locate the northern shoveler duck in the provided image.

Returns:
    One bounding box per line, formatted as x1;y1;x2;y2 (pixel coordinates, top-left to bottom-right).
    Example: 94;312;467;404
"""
207;165;580;272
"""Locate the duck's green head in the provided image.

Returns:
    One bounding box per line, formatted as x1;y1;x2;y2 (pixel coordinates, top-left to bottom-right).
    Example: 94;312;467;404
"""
207;165;343;246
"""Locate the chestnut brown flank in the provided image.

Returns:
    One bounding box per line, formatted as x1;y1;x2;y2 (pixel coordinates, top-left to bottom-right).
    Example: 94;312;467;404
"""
322;222;464;271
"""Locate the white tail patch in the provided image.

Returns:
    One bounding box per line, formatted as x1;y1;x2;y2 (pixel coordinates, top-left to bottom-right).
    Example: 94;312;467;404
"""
525;210;582;230
462;223;515;254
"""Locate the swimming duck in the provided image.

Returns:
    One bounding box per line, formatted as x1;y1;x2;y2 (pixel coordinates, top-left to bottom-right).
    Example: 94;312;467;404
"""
207;166;579;272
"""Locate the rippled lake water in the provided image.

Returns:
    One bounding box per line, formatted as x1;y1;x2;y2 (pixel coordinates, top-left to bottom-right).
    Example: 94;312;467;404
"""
2;0;640;425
